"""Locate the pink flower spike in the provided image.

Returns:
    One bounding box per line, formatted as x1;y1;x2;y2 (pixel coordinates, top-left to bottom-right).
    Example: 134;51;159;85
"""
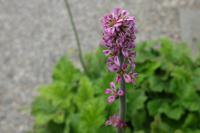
117;89;124;96
105;89;112;94
103;50;111;56
116;74;121;84
101;8;137;127
108;96;116;104
110;82;116;90
124;73;132;83
114;56;120;66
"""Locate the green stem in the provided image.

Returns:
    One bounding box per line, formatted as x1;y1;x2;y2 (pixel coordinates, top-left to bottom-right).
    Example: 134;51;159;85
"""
64;0;88;74
117;53;126;133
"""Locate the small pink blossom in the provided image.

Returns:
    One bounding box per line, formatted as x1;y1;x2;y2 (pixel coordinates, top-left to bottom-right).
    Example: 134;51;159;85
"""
107;64;120;72
114;56;120;67
122;48;129;57
116;75;121;84
105;89;112;94
105;114;126;128
108;96;116;104
110;82;116;90
117;89;124;96
103;50;112;56
105;82;126;104
124;73;132;83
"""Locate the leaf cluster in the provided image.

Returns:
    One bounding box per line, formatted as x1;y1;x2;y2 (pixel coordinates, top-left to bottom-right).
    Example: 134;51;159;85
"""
30;38;200;133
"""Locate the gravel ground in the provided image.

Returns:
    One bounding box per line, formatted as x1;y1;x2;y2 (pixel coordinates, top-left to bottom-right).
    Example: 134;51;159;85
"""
0;0;199;133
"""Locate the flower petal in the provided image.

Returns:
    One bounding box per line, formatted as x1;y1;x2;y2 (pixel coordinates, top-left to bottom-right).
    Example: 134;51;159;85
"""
103;50;111;56
105;89;112;94
105;120;112;126
117;89;124;96
122;48;128;57
114;56;120;66
108;96;116;104
116;75;121;84
124;73;132;83
110;82;116;90
133;72;138;78
122;63;128;70
107;64;119;72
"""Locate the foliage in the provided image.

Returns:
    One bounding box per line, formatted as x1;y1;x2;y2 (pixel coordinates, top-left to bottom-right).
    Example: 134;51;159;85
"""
30;38;200;133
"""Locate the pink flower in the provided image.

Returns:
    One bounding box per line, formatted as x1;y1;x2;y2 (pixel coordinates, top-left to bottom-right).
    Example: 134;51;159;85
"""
116;73;136;84
101;8;128;32
117;89;124;96
110;82;116;90
116;75;121;84
101;8;136;49
122;48;129;57
105;82;125;104
115;63;136;84
105;115;126;128
124;73;132;83
114;56;120;67
105;89;112;94
108;96;116;104
103;50;112;56
107;64;120;72
107;57;120;72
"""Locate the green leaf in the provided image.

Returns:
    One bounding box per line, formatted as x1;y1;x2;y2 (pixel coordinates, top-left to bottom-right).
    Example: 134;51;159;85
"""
38;82;74;109
148;100;184;120
178;87;200;112
183;113;200;128
75;76;94;109
131;109;146;130
149;76;165;92
150;115;173;133
31;97;57;125
161;106;184;120
85;48;107;79
52;111;65;124
52;56;80;83
95;72;115;95
127;89;147;112
174;129;185;133
78;98;106;133
134;131;145;133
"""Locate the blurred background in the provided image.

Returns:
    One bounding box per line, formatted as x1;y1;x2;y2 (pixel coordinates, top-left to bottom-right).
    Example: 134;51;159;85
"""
0;0;200;133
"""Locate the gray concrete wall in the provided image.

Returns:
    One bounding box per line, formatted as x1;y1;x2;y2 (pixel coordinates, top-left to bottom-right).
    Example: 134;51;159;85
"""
0;0;200;133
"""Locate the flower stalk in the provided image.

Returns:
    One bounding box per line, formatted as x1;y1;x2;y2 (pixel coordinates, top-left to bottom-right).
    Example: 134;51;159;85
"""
118;53;126;133
100;8;137;133
64;0;88;74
